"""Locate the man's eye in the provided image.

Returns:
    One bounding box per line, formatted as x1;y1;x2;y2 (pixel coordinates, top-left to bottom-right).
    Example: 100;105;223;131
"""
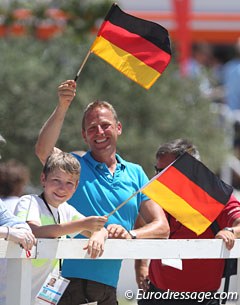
102;124;111;129
88;127;96;132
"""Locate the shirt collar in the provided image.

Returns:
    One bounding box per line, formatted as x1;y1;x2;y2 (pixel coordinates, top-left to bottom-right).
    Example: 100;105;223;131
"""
84;151;126;170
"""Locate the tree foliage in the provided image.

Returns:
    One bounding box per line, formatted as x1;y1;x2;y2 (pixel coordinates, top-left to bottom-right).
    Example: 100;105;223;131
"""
0;18;229;186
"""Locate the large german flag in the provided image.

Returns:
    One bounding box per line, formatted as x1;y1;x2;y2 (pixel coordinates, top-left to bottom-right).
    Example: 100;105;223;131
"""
90;4;171;90
142;153;233;235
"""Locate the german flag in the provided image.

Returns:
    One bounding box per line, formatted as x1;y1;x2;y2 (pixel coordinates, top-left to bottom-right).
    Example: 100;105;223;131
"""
90;4;171;90
142;153;233;235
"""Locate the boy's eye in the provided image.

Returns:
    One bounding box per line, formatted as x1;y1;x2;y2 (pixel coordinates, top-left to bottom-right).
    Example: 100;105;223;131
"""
67;182;74;186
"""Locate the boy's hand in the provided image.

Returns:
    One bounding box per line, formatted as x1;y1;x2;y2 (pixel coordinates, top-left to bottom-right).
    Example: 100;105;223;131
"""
84;216;108;232
83;229;107;258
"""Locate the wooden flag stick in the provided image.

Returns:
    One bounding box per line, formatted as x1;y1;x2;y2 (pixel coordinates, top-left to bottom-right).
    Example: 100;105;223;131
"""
74;50;91;82
107;190;142;217
107;156;179;217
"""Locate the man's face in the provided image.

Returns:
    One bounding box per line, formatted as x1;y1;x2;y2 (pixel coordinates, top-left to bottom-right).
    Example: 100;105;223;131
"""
82;107;122;157
155;153;176;174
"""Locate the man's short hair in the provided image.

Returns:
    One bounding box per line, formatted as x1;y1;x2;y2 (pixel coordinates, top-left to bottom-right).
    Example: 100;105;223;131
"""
82;100;119;130
156;138;200;160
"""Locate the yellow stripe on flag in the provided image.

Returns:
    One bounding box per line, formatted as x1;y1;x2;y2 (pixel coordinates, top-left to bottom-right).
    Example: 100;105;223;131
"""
142;180;211;235
91;36;161;89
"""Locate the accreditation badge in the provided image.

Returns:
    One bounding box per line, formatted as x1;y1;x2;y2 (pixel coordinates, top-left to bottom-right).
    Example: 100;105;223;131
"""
35;272;70;305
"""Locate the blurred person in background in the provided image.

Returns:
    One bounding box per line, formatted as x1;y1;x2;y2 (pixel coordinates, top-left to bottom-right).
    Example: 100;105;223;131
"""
222;38;240;112
0;159;30;213
135;138;240;305
186;42;214;97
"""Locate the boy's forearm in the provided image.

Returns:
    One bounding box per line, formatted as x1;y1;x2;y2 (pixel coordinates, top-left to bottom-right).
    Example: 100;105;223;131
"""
29;220;85;238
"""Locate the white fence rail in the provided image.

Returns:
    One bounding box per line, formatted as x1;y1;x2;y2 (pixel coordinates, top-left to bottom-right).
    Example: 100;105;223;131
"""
2;238;240;305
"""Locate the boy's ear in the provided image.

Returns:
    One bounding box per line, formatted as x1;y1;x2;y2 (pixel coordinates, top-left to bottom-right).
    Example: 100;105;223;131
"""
74;180;79;190
40;172;46;186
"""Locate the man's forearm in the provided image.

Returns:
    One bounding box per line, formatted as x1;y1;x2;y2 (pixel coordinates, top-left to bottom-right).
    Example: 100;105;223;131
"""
35;104;68;164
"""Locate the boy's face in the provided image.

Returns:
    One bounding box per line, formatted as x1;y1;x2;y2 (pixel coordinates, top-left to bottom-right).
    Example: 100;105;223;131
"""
40;168;78;207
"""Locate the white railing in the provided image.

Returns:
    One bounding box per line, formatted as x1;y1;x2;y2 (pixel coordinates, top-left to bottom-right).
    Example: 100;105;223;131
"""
1;238;240;305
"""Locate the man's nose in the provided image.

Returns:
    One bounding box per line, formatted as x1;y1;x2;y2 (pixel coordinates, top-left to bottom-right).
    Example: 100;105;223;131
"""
96;125;104;134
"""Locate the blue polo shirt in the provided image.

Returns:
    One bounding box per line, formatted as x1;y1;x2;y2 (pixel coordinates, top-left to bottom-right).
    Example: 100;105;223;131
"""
61;151;149;287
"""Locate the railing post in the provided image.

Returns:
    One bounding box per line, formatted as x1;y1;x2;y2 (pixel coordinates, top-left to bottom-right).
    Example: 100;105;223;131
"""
6;258;32;305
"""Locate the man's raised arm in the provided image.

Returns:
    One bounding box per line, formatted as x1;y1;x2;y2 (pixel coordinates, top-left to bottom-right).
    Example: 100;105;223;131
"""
35;80;76;164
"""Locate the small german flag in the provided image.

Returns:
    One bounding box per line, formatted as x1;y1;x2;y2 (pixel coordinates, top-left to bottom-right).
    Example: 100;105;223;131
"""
142;153;233;235
90;3;171;90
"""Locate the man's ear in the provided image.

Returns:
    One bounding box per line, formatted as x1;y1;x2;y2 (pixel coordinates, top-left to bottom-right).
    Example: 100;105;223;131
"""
117;121;122;135
82;129;87;144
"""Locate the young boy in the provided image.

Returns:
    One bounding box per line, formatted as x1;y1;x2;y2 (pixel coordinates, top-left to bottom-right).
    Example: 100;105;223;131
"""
14;151;108;304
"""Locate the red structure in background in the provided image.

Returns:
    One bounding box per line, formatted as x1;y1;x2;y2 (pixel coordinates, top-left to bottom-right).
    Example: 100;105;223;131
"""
172;0;191;76
125;0;240;76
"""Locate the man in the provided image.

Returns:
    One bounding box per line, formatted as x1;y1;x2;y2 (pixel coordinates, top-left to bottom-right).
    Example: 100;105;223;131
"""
135;138;240;305
35;79;169;305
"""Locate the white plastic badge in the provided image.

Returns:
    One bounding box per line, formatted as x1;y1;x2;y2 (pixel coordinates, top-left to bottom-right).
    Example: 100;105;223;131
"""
79;302;97;305
35;272;70;305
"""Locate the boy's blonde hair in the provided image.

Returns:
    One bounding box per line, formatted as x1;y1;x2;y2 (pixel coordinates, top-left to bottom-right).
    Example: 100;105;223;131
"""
43;151;80;179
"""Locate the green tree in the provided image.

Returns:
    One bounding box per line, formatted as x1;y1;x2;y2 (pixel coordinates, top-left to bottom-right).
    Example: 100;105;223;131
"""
0;34;228;186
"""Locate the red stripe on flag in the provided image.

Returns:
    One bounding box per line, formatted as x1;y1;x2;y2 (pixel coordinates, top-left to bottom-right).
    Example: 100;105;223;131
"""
98;21;171;73
158;167;224;222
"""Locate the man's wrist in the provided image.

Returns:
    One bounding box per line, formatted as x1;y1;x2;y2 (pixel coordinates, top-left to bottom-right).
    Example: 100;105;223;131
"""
223;227;235;234
128;230;137;239
4;227;10;240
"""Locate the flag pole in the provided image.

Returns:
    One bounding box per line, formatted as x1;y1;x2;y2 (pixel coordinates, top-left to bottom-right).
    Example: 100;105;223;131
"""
107;190;142;217
74;50;91;82
107;156;181;217
107;171;164;217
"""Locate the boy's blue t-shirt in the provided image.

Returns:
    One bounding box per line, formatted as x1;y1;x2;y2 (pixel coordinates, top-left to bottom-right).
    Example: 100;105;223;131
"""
61;151;149;287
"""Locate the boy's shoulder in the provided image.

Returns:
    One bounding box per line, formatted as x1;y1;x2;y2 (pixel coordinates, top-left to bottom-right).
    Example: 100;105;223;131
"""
59;201;85;220
19;194;42;203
